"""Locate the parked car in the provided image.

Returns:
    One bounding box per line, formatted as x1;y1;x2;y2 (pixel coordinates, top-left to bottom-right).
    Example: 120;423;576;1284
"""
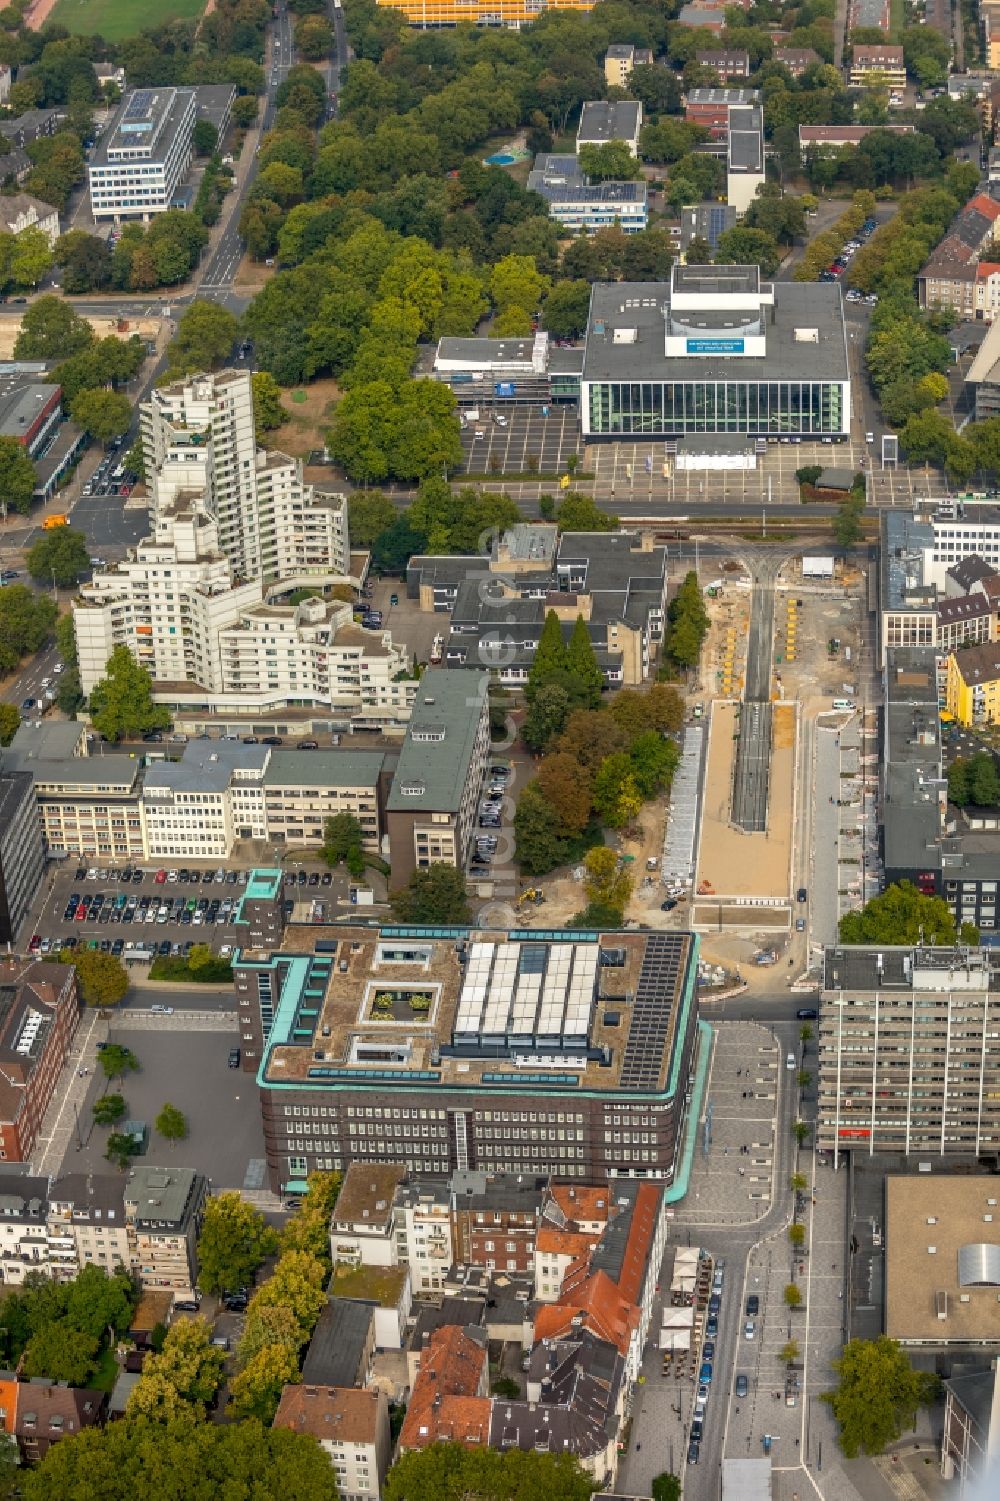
736;1374;749;1398
228;1047;241;1068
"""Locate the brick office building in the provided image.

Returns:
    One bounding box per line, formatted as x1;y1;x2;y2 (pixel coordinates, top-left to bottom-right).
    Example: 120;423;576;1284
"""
0;963;80;1163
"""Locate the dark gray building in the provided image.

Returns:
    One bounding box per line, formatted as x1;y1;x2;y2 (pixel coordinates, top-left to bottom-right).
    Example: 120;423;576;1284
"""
0;768;44;944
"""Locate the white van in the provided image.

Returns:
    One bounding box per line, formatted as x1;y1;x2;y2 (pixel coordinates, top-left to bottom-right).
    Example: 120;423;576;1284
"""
786;1053;796;1070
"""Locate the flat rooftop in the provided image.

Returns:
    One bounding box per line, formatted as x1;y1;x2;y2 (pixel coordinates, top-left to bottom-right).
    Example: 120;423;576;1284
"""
386;669;488;815
577;101;641;143
886;1174;1000;1344
245;926;696;1098
582;280;849;384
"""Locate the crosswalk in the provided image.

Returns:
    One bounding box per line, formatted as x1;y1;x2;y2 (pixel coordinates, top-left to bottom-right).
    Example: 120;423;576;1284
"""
116;1010;237;1032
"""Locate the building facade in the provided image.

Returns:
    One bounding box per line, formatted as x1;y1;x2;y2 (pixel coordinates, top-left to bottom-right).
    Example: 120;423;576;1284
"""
945;642;1000;726
0;963;80;1164
0;769;44;944
818;946;1000;1163
236;917;701;1195
576;102;643;157
847;43;906;86
581;269;850;440
88;87;197;221
273;1385;392;1501
123;1165;207;1293
526;156;648;235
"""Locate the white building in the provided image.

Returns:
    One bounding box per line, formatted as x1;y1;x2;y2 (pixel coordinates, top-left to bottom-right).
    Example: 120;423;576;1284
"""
142;370;350;587
142;741;269;861
576;101;643;157
395;1179;453;1294
88;86;197;222
274;1386;392;1501
0;193;59;247
48;1174;131;1279
726;103;765;216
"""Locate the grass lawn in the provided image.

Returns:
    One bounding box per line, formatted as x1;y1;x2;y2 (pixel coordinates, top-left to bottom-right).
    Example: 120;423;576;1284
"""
91;1346;121;1393
49;0;205;41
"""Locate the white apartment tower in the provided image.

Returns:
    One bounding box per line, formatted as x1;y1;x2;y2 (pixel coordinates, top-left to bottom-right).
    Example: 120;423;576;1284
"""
141;370;350;585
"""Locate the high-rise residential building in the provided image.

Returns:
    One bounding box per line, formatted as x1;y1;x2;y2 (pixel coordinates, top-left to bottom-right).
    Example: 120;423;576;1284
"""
817;945;1000;1163
141;370;349;585
74;505;409;719
123;1165;207;1293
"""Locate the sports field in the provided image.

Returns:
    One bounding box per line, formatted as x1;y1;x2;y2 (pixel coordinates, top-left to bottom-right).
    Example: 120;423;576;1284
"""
46;0;205;40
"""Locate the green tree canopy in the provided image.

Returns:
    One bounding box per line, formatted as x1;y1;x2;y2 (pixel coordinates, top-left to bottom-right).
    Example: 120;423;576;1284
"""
166;300;238;376
27;528;90;589
948;752;1000;807
391;864;470;924
384;1444;592;1501
22;1416;340;1501
62;949;129;1008
22;1322;99;1386
127;1318;225;1421
196;1192;279;1296
321;812;366;879
14;294;93;361
69;388;132;443
155;1103;188;1142
93;1093;127;1126
0;705;19;747
98;1044;140;1084
839;880;962;945
822;1337;939;1458
0;434;38;515
88;646;171;743
346;491;396;547
566;615;602;709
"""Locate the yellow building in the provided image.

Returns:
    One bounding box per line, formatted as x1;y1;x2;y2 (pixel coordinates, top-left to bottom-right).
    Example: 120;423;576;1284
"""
945;642;1000;726
376;0;594;25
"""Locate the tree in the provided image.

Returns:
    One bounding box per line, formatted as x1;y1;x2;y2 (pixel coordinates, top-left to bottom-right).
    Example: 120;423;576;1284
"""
22;1416;342;1501
167;300;239;376
515;779;588;876
780;1339;801;1365
793;1120;811;1146
784;1283;803;1308
192;119;218;156
716;226;781;277
798;1068;813;1090
248;1251;327;1341
67;1265;136;1342
839;880;959;945
593;753;642;828
799;1023;814;1046
197;1192;279;1296
66;949;129;1008
296;13;333;59
566;616;602;708
280;1172;342;1266
577;141;644;181
155;1103;188;1142
347;491;396;547
10;225;54;288
536;753;593;834
228;1343;301;1423
27;527;90;589
70;388;132;443
629;732;680;800
651;1476;682;1501
22;1323;99;1386
127;1318;225;1420
98;1044;140;1086
88;646;170;743
950;751;1000;807
14;294;92;361
822;1337;939;1458
0;434;38;514
0;705;18;747
93;1093;127;1126
251;371;285;442
556;492;617;532
522;681;572;753
583;847;632;919
527;609;568;699
788;1222;806;1248
384;1445;592;1501
105;1132;140;1171
543;279;591;339
391;864;470;924
320;812;366;878
790;1172;808;1192
833;494;865;547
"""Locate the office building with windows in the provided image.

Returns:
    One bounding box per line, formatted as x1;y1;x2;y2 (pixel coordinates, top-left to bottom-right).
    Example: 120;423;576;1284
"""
818;945;1000;1165
0;766;44;944
236;917;701;1195
526;155;647;235
581;268;850;440
88;87;197;221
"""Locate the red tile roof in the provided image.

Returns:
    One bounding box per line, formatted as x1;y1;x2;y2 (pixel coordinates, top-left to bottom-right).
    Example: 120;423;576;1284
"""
533;1269;639;1358
399;1326;489;1451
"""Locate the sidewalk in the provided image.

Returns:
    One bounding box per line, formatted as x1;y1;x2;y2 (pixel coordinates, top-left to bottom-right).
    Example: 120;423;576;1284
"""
30;1005;109;1178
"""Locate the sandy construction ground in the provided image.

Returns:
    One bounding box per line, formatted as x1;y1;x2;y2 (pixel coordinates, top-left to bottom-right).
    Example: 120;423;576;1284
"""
0;314;162;360
695;700;795;901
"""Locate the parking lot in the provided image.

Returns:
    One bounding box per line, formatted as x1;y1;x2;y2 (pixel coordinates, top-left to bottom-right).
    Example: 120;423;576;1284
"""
27;861;352;961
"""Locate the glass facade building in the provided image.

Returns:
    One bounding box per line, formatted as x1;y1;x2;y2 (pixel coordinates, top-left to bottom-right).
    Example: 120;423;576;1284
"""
581;271;850;441
587;378;845;436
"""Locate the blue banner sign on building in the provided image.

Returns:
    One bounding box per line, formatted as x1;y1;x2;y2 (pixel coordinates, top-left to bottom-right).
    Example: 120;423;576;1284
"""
685;338;745;355
495;381;516;397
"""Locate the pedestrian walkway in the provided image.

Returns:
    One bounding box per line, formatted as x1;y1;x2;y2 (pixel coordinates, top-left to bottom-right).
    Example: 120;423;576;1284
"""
671;1022;782;1229
30;1006;108;1178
